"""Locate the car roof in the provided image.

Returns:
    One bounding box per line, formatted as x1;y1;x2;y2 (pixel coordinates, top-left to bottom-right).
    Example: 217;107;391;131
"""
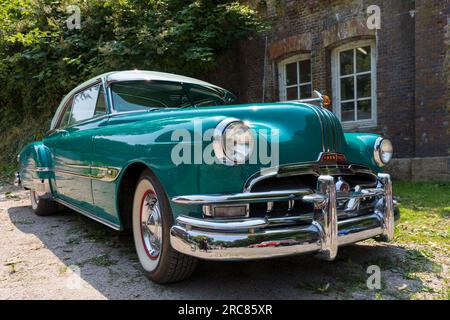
50;70;231;130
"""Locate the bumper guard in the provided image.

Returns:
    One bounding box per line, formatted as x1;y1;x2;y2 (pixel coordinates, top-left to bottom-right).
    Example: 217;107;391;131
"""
170;173;394;261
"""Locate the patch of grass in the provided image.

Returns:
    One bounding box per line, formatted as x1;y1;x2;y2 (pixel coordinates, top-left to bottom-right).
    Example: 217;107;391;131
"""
394;182;450;252
59;265;68;274
88;254;116;267
12;219;35;225
66;238;80;245
296;281;331;294
64;227;81;236
85;228;111;242
5;262;18;274
5;192;21;200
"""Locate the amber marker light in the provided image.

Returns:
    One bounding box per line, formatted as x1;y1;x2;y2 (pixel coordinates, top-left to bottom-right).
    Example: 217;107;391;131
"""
322;95;331;109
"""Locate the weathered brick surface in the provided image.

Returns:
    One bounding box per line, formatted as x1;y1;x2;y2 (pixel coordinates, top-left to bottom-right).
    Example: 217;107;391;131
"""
204;0;449;181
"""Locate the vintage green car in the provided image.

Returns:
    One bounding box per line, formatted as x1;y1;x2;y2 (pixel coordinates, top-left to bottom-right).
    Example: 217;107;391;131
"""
16;70;398;283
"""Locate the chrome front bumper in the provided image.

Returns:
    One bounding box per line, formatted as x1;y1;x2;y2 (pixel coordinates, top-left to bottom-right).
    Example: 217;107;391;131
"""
170;174;395;261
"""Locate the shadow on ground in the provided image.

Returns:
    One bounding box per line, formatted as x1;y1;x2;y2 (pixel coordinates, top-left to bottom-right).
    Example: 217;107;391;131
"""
5;202;434;300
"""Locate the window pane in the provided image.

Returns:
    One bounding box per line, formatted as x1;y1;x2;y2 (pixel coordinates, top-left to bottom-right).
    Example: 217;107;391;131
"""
341;101;355;122
111;81;189;112
59;98;73;128
300;84;311;99
357;99;372;120
285;62;298;86
357;74;371;98
340;49;354;75
286;87;298;100
299;59;311;84
70;85;100;125
356;46;371;73
184;84;229;107
95;86;107;115
340;77;354;100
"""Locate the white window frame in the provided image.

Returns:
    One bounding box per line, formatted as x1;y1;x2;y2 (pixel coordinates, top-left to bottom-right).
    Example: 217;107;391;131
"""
278;54;312;101
331;40;377;129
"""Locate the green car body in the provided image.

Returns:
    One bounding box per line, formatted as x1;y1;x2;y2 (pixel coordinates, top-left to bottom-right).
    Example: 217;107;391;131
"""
16;70;397;282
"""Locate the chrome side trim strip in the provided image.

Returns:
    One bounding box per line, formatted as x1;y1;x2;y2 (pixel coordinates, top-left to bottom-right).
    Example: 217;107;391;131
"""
32;167;51;172
56;165;121;182
55;198;121;231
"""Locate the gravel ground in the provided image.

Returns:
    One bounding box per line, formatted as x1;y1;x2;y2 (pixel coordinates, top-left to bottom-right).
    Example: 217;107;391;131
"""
0;184;448;300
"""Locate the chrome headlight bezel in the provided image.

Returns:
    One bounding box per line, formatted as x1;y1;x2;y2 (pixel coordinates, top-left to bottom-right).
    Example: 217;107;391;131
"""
374;137;393;167
213;118;254;166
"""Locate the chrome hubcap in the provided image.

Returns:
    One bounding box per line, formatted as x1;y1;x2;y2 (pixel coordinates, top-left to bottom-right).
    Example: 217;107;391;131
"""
140;193;162;260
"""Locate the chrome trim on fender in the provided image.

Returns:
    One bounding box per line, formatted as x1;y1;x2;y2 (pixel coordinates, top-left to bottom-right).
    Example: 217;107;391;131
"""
32;167;51;172
56;165;121;182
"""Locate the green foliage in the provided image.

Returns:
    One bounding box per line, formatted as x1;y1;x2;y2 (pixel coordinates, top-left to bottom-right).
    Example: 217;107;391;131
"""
0;0;266;164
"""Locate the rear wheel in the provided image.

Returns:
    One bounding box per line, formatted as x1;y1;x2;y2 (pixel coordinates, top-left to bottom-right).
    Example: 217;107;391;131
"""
30;190;59;216
132;169;197;284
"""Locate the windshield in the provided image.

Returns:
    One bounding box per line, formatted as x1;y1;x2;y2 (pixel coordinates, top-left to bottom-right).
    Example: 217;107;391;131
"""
111;80;234;112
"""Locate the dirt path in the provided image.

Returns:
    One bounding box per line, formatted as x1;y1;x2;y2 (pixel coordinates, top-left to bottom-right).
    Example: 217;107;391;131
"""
0;185;447;300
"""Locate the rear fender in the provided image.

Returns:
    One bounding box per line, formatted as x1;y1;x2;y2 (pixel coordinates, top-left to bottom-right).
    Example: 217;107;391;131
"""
18;141;54;194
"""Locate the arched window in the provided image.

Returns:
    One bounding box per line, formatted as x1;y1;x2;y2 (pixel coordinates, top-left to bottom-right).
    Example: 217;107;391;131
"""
331;40;377;128
278;54;312;101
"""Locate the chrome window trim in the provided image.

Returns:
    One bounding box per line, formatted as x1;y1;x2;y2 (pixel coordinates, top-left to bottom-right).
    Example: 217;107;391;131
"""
50;80;109;134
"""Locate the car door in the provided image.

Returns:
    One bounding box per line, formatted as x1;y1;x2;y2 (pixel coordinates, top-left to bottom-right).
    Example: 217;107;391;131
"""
44;83;106;211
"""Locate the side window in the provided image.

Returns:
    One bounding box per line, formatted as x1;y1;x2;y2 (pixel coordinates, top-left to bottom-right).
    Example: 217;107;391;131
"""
94;85;107;115
69;84;100;125
58;97;74;129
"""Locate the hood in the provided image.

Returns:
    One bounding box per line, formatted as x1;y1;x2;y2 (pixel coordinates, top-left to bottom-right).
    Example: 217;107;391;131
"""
104;102;346;194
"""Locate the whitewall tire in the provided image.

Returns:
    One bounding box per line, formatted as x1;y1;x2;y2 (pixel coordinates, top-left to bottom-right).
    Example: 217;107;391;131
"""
132;169;197;283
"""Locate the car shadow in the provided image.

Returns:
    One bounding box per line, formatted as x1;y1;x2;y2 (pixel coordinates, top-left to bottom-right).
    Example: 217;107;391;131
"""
6;202;434;300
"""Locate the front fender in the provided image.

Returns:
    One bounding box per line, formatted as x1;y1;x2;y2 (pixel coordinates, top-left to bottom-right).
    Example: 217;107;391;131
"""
344;133;382;173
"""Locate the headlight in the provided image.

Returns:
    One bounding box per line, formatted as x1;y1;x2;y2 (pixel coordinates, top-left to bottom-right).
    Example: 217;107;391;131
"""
374;138;393;167
213;118;254;165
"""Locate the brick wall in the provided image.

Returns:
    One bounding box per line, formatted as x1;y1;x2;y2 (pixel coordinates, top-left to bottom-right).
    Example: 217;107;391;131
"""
204;0;450;180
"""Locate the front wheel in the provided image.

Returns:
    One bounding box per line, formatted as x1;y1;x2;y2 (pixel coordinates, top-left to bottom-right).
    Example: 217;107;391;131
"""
30;190;60;216
132;169;197;284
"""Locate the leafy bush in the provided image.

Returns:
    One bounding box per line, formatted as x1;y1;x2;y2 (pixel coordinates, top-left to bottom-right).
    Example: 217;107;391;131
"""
0;0;266;165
